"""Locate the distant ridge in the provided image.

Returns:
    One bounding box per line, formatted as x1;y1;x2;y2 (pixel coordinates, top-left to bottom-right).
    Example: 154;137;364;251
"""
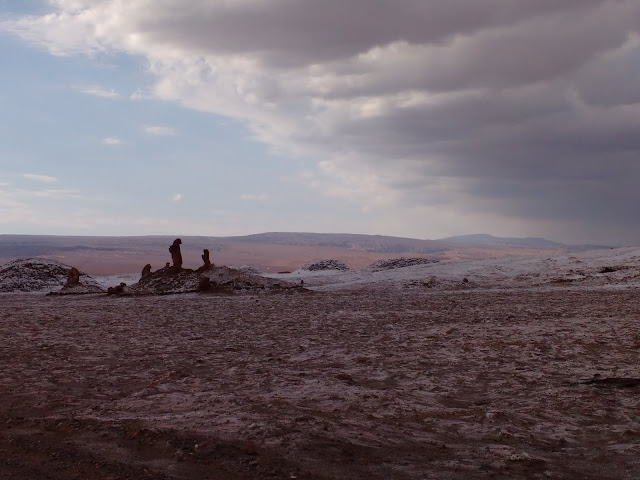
227;232;447;254
436;234;565;249
0;232;611;275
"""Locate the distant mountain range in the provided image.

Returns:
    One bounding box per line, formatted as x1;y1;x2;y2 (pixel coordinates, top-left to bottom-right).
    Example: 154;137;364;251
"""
230;232;611;252
228;232;447;253
0;232;611;275
436;234;565;249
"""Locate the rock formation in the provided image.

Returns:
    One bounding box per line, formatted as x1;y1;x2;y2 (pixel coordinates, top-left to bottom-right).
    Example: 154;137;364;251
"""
66;267;81;287
107;282;127;296
202;249;212;267
141;264;152;279
196;249;215;274
198;276;211;290
299;259;349;271
0;258;82;293
169;238;183;270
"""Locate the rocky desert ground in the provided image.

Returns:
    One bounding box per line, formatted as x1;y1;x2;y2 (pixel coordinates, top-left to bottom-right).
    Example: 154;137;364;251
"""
1;247;640;479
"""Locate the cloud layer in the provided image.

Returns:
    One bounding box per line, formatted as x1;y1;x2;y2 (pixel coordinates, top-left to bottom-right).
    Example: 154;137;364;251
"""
3;0;640;242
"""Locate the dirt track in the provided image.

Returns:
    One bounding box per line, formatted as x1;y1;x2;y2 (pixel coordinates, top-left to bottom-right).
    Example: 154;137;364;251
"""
1;288;639;479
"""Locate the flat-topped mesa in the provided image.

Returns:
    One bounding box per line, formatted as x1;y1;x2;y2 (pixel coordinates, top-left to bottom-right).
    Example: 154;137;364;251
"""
65;267;80;287
169;238;183;271
141;264;152;279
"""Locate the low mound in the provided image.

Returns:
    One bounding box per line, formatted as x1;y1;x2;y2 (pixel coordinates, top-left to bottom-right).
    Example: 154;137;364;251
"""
234;265;263;275
129;267;200;295
128;265;304;296
0;258;102;293
367;257;438;272
57;282;106;295
299;259;349;271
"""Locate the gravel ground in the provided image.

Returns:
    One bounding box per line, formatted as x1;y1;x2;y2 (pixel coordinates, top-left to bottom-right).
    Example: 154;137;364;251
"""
1;287;639;479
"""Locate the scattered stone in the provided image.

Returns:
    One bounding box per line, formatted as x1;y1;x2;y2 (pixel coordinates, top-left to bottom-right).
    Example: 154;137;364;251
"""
367;257;438;271
599;266;627;273
424;277;437;288
300;259;348;271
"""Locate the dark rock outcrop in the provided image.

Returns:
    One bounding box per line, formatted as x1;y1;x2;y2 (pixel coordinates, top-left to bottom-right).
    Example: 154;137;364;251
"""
141;264;152;279
66;267;81;286
129;265;307;296
202;249;212;267
169;238;183;270
367;257;438;272
107;282;128;296
299;259;349;271
198;276;211;291
57;266;105;295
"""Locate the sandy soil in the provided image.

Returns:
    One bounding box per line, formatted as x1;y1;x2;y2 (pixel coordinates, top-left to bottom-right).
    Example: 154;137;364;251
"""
1;287;639;479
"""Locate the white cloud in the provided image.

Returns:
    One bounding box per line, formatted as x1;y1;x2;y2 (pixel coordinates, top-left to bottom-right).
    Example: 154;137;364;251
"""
32;189;82;199
171;193;183;202
145;125;176;136
240;193;270;202
130;88;152;100
23;173;58;184
74;84;120;98
4;1;640;241
101;137;122;145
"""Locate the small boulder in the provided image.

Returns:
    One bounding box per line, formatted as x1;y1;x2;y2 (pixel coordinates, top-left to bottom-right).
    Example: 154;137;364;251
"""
107;282;127;296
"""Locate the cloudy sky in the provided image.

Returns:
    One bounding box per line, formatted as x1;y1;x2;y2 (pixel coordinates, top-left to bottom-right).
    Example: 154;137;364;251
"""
1;0;639;244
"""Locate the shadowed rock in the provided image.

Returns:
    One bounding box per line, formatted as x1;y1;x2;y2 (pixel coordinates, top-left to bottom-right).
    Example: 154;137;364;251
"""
169;238;183;271
196;249;215;274
198;276;211;290
202;249;212;267
584;377;640;389
107;282;127;296
141;264;152;279
66;267;81;287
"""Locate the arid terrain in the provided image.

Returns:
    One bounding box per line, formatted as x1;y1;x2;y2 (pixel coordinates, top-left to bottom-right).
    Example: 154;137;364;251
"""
0;233;601;275
1;246;639;479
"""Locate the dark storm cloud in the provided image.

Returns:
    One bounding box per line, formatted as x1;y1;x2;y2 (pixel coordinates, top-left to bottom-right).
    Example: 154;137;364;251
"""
139;0;613;67
4;0;640;241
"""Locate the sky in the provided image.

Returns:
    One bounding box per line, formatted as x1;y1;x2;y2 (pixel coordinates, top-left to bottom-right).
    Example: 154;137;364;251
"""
1;0;639;244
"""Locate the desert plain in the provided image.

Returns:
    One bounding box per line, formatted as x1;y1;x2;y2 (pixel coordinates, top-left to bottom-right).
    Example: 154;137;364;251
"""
1;245;640;479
